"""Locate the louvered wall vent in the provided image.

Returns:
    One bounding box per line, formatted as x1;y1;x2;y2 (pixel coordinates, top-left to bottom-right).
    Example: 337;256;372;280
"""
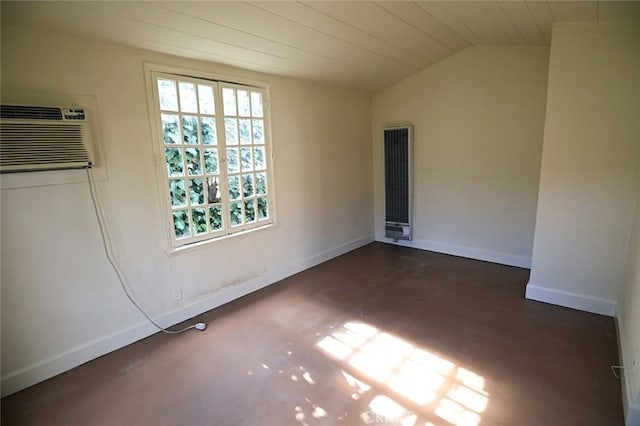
0;104;94;173
384;126;413;241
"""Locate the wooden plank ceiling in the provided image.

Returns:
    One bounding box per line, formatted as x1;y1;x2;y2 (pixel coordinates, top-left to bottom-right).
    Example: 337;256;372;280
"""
2;1;640;91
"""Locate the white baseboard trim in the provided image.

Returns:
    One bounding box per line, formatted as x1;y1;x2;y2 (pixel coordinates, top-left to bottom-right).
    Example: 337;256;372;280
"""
158;233;375;330
1;320;159;398
375;236;531;269
615;315;640;426
1;234;374;397
525;284;616;316
625;404;640;426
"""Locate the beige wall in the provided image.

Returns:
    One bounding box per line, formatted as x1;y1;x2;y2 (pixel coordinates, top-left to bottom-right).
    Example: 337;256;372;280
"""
0;25;373;395
372;45;550;268
526;23;640;316
619;176;640;423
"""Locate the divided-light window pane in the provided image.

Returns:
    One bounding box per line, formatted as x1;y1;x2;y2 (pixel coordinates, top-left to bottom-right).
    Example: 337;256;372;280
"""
158;79;178;111
222;84;270;228
251;92;263;117
178;82;198;113
237;90;251;116
201;117;216;145
198;84;215;115
223;88;236;116
154;73;273;246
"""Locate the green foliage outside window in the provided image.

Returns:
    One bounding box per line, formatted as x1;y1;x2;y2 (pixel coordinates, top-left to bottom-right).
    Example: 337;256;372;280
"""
158;77;271;243
257;197;268;220
245;200;256;222
209;206;223;230
192;208;207;234
173;210;190;239
169;179;186;207
182;116;198;144
230;202;242;226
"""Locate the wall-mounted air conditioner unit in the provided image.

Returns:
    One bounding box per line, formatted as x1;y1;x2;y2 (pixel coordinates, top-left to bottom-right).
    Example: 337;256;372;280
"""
0;104;94;173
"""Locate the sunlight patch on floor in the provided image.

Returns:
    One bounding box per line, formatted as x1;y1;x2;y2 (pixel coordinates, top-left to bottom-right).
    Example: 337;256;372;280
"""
317;321;489;426
294;398;329;426
362;394;418;425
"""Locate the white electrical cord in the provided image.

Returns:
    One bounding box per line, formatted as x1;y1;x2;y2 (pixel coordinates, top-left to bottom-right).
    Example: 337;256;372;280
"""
611;365;624;379
86;168;205;334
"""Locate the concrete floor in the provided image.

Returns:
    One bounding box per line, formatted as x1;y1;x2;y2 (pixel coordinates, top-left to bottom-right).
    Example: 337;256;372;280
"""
2;243;623;425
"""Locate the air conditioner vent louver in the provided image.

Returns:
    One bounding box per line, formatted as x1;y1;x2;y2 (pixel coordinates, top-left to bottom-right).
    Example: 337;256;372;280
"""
0;104;94;173
0;104;63;121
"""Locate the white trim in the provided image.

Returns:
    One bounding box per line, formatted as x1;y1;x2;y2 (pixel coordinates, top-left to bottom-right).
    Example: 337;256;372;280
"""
625;404;640;426
615;315;640;426
376;236;532;269
0;233;374;397
525;284;616;316
165;222;278;257
144;62;269;91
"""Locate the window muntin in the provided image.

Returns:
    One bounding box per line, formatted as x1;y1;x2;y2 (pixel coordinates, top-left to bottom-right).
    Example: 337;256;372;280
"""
152;72;273;247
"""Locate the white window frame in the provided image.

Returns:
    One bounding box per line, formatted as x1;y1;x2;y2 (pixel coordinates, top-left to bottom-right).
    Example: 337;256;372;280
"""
144;64;276;251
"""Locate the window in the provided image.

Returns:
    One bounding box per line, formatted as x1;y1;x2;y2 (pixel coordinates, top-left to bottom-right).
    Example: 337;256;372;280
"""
149;70;274;247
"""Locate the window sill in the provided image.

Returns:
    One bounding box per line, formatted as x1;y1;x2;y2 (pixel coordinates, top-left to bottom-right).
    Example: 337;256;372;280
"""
165;221;278;257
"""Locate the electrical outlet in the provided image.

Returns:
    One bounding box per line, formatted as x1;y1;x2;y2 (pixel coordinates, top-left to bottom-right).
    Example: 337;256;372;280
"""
171;288;182;301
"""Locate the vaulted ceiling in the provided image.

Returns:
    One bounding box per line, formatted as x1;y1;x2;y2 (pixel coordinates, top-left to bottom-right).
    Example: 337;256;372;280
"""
3;1;640;91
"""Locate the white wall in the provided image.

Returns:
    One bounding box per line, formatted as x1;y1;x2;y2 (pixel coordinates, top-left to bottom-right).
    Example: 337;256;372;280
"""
372;46;550;268
0;25;373;396
526;23;640;317
618;176;640;425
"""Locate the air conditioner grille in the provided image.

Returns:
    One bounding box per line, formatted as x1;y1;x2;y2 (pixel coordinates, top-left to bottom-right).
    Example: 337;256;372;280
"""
0;105;63;121
0;123;91;168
